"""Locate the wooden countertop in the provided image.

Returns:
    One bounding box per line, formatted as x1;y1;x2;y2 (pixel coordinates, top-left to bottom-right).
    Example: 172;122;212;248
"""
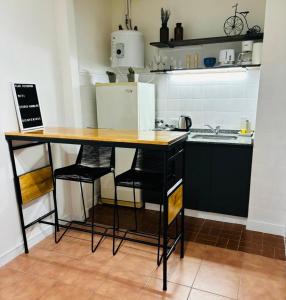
5;127;188;146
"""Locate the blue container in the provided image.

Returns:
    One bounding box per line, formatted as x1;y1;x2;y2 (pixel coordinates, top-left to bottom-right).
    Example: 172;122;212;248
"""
204;57;216;68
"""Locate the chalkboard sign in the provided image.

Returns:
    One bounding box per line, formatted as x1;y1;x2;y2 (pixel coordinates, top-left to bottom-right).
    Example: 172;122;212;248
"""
12;83;44;132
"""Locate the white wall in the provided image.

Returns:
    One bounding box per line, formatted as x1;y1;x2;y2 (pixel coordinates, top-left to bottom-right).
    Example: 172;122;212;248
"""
74;0;112;74
153;69;260;130
74;0;112;129
0;0;68;265
111;0;266;64
247;0;286;236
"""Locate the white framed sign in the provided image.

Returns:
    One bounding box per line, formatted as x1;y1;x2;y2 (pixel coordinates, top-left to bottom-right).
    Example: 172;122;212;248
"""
11;83;44;132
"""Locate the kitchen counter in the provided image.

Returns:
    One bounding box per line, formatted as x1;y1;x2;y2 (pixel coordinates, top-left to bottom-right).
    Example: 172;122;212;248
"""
188;132;253;145
154;128;253;145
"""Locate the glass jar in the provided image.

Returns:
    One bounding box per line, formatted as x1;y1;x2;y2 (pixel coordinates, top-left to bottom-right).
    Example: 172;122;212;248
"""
174;23;183;41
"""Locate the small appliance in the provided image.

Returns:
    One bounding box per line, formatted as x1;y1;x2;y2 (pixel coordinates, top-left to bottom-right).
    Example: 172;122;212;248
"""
242;40;254;52
252;42;263;65
219;49;235;66
178;116;192;131
237;40;254;65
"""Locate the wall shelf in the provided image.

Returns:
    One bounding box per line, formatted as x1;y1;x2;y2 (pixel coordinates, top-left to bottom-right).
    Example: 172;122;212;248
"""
150;64;261;74
150;33;264;48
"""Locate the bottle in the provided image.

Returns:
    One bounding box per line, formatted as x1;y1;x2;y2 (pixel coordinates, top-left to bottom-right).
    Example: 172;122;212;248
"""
160;24;169;43
174;23;183;41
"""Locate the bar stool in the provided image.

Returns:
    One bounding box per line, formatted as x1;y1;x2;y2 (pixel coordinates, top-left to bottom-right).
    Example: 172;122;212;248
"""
113;148;167;264
53;144;115;252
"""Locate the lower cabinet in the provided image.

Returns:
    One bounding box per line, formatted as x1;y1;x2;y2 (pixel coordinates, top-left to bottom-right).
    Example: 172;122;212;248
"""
184;142;253;217
143;142;253;217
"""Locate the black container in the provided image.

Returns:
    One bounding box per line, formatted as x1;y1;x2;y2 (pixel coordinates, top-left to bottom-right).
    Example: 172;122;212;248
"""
174;23;183;41
160;24;169;43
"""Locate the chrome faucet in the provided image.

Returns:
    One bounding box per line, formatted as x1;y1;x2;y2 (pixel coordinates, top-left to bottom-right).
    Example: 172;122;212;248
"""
205;124;221;135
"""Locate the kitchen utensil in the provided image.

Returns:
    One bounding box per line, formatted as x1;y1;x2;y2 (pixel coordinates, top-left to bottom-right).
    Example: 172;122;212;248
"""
178;115;192;130
252;42;263;64
219;49;235;66
204;57;216;68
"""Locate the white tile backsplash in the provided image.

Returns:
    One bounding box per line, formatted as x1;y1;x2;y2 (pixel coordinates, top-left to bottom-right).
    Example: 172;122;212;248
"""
150;69;260;130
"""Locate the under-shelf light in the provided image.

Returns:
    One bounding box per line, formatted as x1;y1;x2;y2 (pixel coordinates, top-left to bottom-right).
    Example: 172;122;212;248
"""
169;67;248;83
166;67;247;75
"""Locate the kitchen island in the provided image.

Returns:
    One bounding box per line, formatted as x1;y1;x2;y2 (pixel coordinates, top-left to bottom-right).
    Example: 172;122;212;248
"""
5;127;188;291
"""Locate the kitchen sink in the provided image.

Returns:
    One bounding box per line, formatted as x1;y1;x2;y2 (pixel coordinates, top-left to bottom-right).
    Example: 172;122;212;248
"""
192;134;238;140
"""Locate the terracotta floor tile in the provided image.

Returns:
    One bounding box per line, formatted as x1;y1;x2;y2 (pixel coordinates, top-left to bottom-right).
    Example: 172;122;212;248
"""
152;254;201;287
0;267;29;289
200;245;244;268
39;282;94;300
106;250;157;277
226;240;239;251
33;234;58;251
193;261;241;299
261;246;275;259
96;273;146;300
238;271;286;300
5;253;37;273
238;245;262;256
275;248;286;260
216;237;228;248
52;235;96;258
65;229;92;241
90;293;114;300
183;242;210;260
141;277;191;299
120;240;159;256
52;258;108;291
20;248;79;282
241;252;286;278
189;288;232;300
223;223;244;232
0;270;55;300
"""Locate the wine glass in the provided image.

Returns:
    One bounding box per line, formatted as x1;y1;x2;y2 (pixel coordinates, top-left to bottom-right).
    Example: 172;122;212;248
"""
170;57;177;70
162;56;168;71
154;55;161;71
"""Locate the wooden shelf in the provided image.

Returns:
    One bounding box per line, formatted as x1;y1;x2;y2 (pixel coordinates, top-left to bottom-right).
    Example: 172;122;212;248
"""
150;33;264;48
150;64;261;73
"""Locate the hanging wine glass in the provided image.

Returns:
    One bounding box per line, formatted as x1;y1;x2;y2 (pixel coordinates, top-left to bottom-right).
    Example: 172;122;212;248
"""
162;56;168;71
154;55;161;71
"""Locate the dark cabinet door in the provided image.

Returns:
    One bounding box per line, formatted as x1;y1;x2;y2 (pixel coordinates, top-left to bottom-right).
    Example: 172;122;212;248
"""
211;145;252;217
184;143;212;210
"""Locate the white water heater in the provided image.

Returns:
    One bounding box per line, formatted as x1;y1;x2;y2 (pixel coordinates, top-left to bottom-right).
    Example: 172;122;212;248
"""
111;30;144;68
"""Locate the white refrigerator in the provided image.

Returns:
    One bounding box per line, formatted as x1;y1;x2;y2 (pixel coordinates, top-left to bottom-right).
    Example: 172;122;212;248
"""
95;82;155;206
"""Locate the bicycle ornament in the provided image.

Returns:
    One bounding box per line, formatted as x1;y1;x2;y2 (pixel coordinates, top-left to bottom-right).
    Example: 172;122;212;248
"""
224;3;261;36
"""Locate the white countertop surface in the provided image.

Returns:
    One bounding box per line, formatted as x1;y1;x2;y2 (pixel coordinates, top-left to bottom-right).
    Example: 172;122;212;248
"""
187;132;253;145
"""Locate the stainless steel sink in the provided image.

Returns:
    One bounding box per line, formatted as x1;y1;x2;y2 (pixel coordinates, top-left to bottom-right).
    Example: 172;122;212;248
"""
192;134;238;140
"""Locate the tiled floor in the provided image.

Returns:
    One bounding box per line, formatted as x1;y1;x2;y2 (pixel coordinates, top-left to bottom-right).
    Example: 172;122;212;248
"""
1;231;286;300
92;205;286;261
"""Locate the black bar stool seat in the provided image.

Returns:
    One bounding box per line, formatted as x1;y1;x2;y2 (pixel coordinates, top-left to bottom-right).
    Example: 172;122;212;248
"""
55;165;111;183
115;169;163;190
53;145;115;252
